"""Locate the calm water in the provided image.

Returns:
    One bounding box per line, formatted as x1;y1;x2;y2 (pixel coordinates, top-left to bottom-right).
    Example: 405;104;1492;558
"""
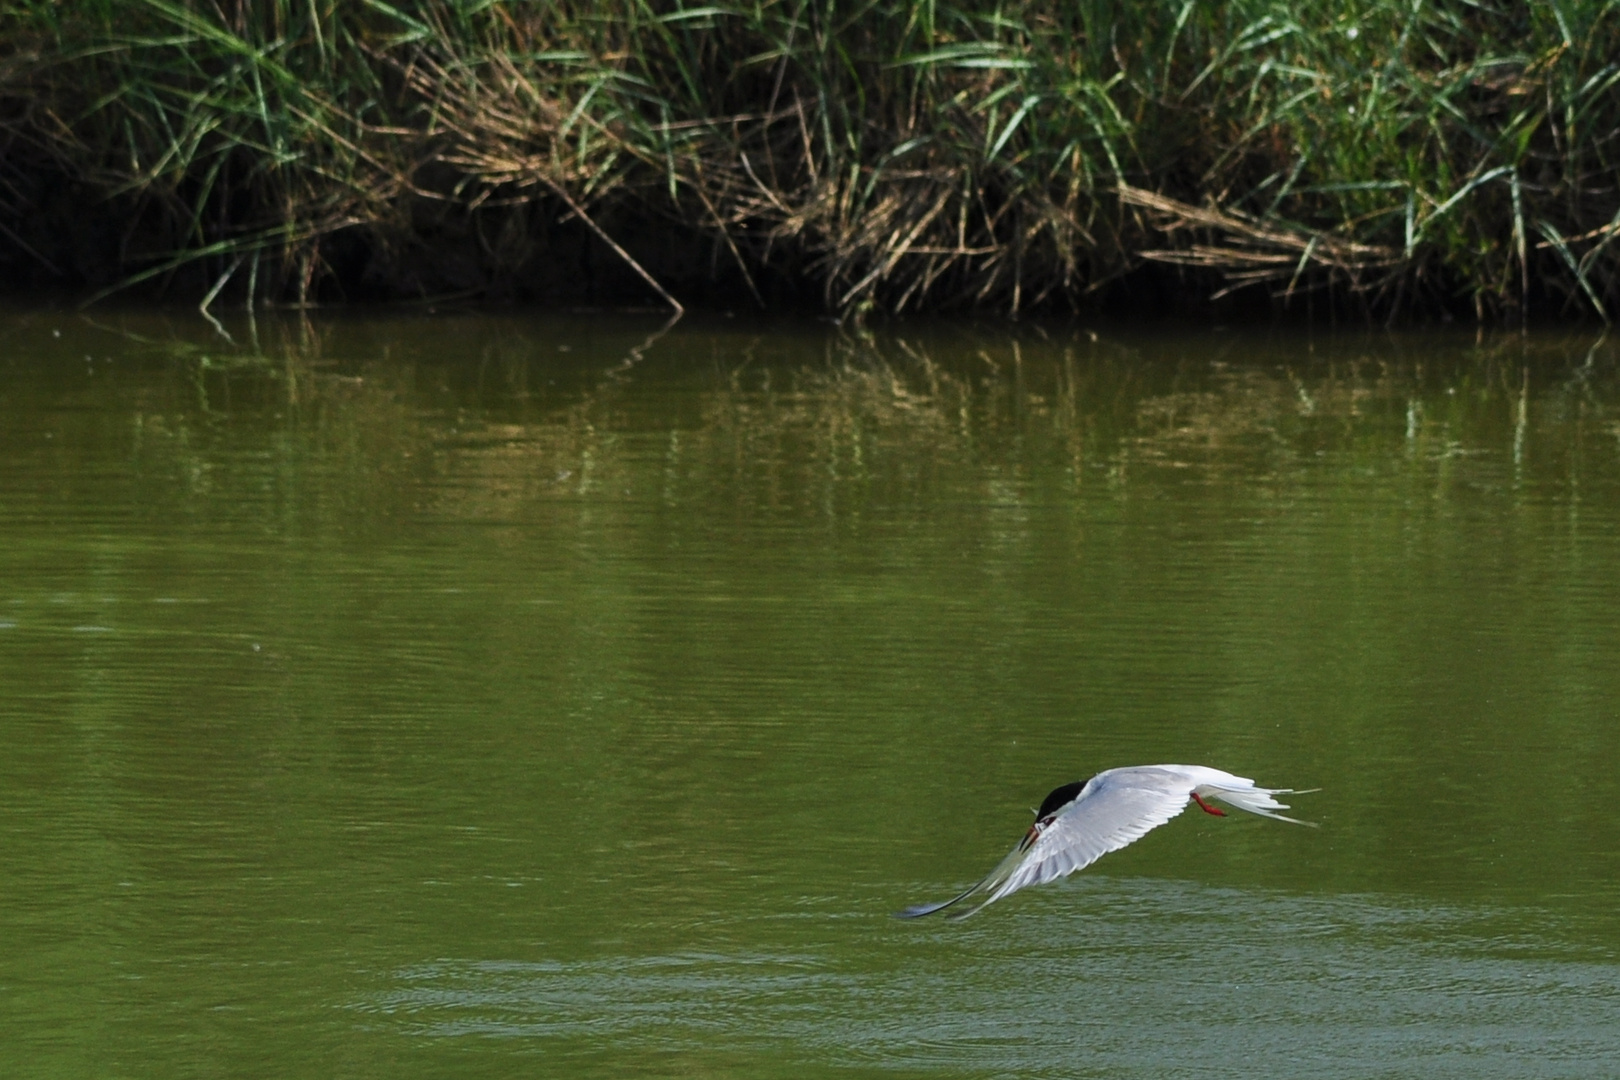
3;310;1619;1078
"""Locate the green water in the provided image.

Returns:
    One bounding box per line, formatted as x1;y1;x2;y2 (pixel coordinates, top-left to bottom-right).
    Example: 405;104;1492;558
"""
3;310;1619;1079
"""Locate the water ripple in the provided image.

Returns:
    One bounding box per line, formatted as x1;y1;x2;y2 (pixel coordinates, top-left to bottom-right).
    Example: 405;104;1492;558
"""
370;880;1620;1079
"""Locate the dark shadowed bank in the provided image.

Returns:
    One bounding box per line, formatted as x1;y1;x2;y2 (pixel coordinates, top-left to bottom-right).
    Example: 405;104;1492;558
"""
0;0;1617;322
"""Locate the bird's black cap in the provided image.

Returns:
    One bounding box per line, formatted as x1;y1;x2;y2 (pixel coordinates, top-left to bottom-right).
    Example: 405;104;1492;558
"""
1036;778;1090;820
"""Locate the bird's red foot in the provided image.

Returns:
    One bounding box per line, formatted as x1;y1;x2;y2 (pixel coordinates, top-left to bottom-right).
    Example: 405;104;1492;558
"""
1191;791;1226;817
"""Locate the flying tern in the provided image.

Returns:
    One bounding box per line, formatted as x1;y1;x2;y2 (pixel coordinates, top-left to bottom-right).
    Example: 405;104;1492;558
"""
898;764;1314;920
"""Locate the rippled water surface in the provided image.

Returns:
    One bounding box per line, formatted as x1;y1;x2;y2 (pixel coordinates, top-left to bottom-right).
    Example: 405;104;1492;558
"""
3;310;1619;1078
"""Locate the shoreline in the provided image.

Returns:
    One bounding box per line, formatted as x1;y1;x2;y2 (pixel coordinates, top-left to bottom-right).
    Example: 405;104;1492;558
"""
1;1;1616;323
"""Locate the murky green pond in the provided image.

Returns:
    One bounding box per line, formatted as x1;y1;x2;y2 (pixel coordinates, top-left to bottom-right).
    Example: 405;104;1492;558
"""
3;309;1619;1078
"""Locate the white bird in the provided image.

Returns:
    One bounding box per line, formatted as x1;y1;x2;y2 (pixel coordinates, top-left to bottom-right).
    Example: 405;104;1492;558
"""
898;765;1315;920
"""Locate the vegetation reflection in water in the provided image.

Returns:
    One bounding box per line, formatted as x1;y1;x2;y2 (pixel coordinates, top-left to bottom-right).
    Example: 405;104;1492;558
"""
1;311;1619;1080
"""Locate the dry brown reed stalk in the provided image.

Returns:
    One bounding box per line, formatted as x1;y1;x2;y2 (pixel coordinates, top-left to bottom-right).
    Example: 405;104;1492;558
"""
390;31;1087;319
1118;185;1403;301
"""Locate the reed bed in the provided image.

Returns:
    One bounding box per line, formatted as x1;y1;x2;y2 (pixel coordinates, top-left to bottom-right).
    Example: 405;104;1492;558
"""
1;0;1617;321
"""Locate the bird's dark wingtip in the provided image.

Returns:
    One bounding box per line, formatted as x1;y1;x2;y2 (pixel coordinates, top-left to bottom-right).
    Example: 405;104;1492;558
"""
896;883;983;919
895;901;948;919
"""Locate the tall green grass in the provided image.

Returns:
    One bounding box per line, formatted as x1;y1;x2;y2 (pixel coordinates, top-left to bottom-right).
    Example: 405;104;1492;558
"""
1;0;1617;320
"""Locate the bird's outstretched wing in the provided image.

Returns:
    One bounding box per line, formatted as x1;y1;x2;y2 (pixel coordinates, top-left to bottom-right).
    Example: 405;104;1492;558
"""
898;765;1312;920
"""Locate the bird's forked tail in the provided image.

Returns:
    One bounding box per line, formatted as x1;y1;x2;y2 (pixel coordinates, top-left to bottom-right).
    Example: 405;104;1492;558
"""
1200;781;1319;826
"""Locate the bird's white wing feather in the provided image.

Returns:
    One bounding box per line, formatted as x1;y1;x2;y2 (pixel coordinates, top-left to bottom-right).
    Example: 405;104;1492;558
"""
988;768;1194;901
897;764;1311;920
